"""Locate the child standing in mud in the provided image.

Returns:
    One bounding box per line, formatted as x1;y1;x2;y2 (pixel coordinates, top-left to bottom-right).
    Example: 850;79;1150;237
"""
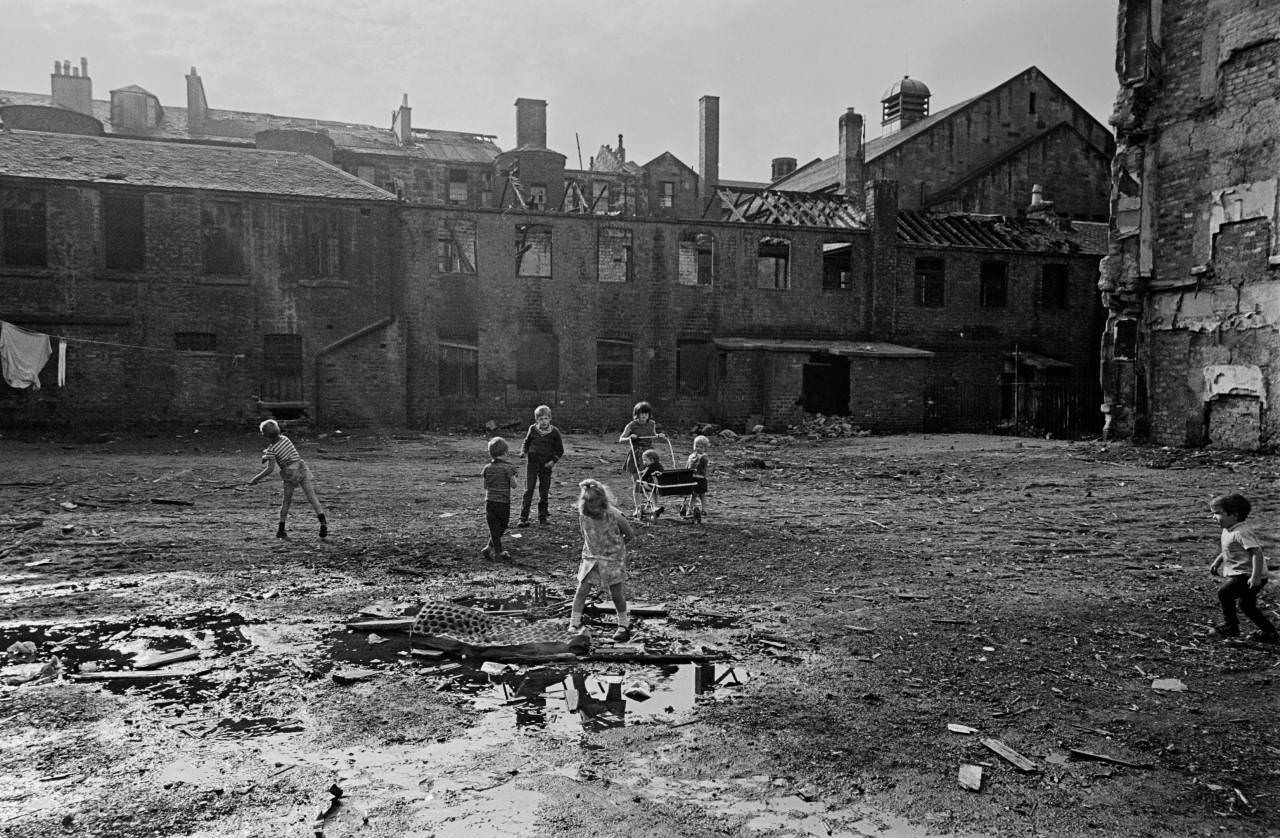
619;401;665;517
481;436;519;560
247;419;328;539
517;404;565;527
569;478;635;641
680;434;711;523
1208;492;1278;643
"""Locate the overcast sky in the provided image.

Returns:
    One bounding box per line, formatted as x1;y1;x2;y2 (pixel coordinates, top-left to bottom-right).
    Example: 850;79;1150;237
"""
2;0;1118;181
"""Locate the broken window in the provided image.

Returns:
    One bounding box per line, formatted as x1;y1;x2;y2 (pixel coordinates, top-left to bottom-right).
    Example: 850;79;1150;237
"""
1;187;47;268
678;232;714;286
103;192;145;271
979;261;1008;308
436;219;477;274
1120;0;1152;83
677;339;713;397
757;236;790;290
1114;318;1138;359
201;201;245;275
448;169;469;205
1040;264;1069;309
591;181;611;214
305;208;342;277
516;224;552;277
914;257;945;307
596;339;633;395
598;228;633;283
659;181;675;209
174;331;217;352
822;241;852;291
516;332;558;390
529;184;548;211
439;341;478;398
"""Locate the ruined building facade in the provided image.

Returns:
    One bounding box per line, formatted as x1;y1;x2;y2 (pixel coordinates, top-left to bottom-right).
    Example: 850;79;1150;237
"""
1100;0;1280;448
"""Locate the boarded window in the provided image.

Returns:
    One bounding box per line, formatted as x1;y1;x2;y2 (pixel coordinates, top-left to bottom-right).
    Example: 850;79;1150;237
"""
201;201;245;275
1;188;47;267
436;219;477;274
677;339;713;397
598;228;633;283
979;261;1008;308
596;339;633;395
516;332;558;390
448;169;469;204
305;208;341;277
516;224;552;277
103;192;145;270
439;342;478;398
174;331;217;352
659;181;675;208
757;236;790;290
261;333;303;401
914;257;945;307
1040;264;1069;309
678;232;714;286
822;241;852;291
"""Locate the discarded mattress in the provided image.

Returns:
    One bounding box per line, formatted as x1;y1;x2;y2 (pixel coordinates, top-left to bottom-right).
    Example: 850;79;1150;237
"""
410;601;589;658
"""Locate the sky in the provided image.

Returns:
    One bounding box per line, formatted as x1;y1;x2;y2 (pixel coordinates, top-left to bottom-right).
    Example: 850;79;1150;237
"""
0;0;1119;181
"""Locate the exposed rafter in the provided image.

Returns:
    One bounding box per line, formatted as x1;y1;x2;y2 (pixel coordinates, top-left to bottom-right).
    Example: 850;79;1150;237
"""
708;187;867;229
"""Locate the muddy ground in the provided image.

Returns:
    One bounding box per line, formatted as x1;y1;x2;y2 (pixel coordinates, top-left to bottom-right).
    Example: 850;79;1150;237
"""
0;427;1278;838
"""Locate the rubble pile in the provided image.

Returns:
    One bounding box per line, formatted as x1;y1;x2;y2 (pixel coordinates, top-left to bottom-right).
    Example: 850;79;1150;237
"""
789;414;871;439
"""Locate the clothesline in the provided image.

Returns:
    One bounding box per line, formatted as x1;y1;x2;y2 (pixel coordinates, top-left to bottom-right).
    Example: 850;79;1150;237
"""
3;321;246;361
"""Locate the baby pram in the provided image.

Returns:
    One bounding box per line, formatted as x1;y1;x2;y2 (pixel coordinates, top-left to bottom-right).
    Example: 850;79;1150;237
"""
628;437;705;524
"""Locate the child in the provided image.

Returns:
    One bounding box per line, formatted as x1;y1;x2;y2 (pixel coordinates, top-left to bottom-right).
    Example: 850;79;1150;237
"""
247;419;328;539
680;435;710;523
619;401;665;516
481;437;519;560
1208;492;1278;643
569;479;636;642
637;448;665;520
518;404;565;527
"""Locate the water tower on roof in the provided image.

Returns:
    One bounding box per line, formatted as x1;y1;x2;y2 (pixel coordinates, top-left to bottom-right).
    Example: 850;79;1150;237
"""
880;75;931;135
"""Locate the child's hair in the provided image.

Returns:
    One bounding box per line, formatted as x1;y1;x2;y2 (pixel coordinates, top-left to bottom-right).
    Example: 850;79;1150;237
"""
1212;492;1251;520
578;478;614;518
632;400;653;418
259;419;280;435
534;404;552;419
642;448;660;464
487;437;509;458
693;435;710;450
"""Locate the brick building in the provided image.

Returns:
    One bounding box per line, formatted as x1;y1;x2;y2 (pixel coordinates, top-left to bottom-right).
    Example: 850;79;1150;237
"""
1099;0;1280;449
0;59;1108;434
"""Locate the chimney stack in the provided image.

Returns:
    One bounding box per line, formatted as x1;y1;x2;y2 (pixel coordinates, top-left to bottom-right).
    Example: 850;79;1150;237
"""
186;66;208;131
394;93;412;146
699;95;720;203
771;156;797;181
514;97;547;148
838;108;864;202
1027;184;1057;222
617;133;625;162
50;57;93;115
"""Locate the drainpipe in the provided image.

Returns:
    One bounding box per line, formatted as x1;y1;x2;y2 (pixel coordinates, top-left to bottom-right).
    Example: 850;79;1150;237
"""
313;316;396;429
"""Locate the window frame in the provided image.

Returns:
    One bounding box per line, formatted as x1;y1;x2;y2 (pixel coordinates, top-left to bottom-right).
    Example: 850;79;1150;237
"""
914;256;946;307
436;219;477;275
978;260;1008;308
597;227;634;283
756;236;791;290
821;241;853;291
1;187;48;268
1040;263;1070;310
659;181;675;209
200;199;246;276
439;341;479;398
515;224;553;278
676;338;713;397
102;191;146;271
596;339;634;395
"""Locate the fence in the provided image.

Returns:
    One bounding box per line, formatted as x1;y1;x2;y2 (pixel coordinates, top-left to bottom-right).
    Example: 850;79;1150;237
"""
924;379;1102;440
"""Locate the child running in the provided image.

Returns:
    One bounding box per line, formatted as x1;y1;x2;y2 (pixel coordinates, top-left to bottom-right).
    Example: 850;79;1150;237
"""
481;437;519;560
1209;492;1278;643
247;419;328;539
619;400;665;517
569;479;636;641
518;404;565;527
680;434;710;523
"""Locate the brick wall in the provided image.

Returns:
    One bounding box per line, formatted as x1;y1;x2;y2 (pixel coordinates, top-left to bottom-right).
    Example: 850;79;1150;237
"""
848;355;930;433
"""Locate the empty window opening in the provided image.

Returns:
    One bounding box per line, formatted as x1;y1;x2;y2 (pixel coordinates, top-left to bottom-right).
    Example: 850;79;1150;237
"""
103;192;145;271
914;257;945;307
516;224;552;277
529;184;548;211
1114;319;1138;359
448;169;470;204
757;236;790;290
677;339;713;397
439;341;478;398
678;232;714;286
591;181;611;214
979;260;1008;308
201;201;245;275
1040;264;1069;309
437;219;477;274
1028;91;1037;115
596;339;634;395
1;187;47;268
822;241;853;291
801;352;851;415
598;228;633;283
516;332;558;390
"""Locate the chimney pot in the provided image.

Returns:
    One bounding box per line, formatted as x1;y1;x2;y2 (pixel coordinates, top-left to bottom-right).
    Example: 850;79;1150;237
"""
51;57;94;115
514;97;548;149
771;156;798;181
838;107;865;202
53;61;60;75
80;57;88;76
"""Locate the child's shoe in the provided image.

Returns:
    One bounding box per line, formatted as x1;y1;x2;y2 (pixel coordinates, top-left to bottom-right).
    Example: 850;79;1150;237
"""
319;518;328;539
539;516;549;525
1213;622;1241;638
276;523;287;539
611;626;632;642
498;551;512;560
1248;629;1279;644
692;508;702;524
481;547;494;560
517;519;530;528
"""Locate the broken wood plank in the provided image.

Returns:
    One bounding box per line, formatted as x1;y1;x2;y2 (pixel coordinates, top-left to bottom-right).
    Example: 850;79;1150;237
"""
947;723;978;735
71;671;183;683
134;649;200;670
150;498;195;506
583;651;718;664
409;648;445;659
1067;748;1153;770
345;619;414;631
981;737;1039;773
958;763;983;792
584;602;668;617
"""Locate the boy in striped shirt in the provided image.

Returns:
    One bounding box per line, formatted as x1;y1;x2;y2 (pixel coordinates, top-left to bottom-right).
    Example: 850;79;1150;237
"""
248;419;328;539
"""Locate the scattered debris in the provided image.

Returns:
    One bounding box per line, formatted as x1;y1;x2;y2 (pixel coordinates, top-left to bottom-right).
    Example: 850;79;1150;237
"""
958;763;983;792
1151;678;1187;692
1067;748;1153;770
344;619;414;631
585;602;668;618
134;649;200;670
150;498;195;506
947;723;978;735
331;668;378;685
981;737;1038;773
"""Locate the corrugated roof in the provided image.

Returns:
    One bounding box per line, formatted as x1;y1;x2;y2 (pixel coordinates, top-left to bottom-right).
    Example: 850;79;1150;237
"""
896;210;1105;255
0;129;397;201
713;337;934;358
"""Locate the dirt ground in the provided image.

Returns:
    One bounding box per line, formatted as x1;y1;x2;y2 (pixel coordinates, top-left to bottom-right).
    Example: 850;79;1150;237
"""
1;426;1278;838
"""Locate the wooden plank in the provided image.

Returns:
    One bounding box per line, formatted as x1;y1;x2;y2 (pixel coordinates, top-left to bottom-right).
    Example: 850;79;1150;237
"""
1067;748;1153;770
981;737;1038;773
958;763;983;792
71;671;183;682
584;602;668;617
134;649;200;670
345;619;414;631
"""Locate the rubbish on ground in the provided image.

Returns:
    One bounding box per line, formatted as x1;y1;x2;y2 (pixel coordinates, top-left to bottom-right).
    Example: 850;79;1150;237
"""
134;649;200;670
150;498;195;506
958;763;983;791
331;668;378;685
71;670;182;683
1067;748;1153;769
23;558;52;568
366;633;387;645
345;619;414;631
409;648;444;659
1151;678;1187;692
932;618;972;625
947;723;978;735
623;680;653;701
480;662;512;676
6;641;38;661
59;502;77;511
585;602;667;617
981;737;1039;772
846;625;874;633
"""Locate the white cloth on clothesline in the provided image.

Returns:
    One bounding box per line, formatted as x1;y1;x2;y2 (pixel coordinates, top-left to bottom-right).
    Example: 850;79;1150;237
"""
0;321;52;389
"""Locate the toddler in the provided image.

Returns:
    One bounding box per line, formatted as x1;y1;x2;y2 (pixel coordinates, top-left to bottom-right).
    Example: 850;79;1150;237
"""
247;419;327;539
518;404;565;527
619;400;665;516
1209;492;1278;643
481;437;519;560
569;479;636;642
680;435;710;523
637;448;665;520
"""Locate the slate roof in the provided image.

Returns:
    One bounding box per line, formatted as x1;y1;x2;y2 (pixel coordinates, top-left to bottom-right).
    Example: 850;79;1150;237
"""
0;129;397;201
896;210;1107;256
